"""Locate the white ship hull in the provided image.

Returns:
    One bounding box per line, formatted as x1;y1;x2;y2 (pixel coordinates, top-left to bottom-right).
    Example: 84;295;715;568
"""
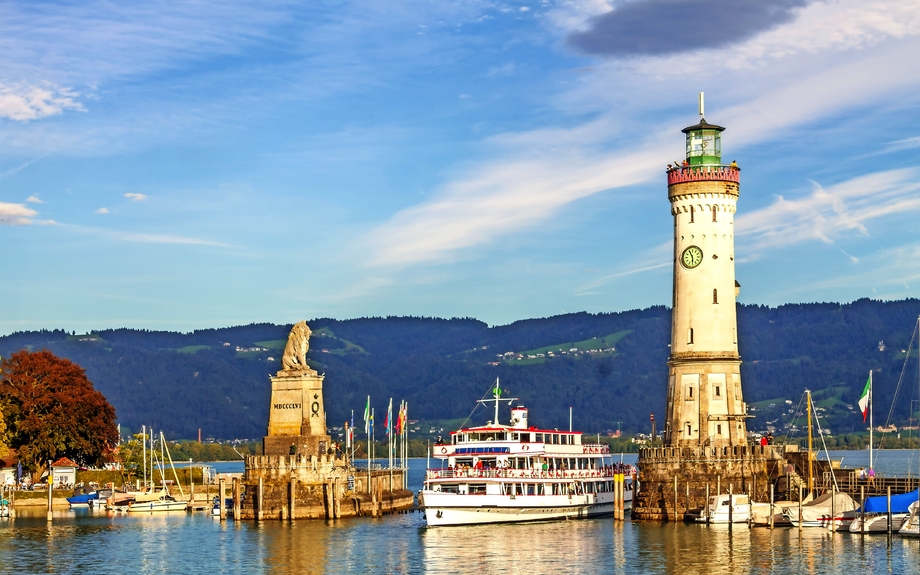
849;513;908;533
126;500;188;513
422;492;626;526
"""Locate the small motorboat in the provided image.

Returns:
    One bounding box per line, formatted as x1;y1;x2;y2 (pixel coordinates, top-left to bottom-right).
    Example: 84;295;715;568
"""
696;494;751;524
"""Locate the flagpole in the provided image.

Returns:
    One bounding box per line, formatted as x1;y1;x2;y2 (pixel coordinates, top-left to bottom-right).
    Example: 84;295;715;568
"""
869;370;873;471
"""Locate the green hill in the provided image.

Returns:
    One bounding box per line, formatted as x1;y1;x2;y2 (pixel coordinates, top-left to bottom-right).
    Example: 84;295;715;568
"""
1;298;918;441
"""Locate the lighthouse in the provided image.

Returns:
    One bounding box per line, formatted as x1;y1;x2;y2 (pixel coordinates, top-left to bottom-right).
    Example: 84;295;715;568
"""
663;93;748;447
630;95;783;522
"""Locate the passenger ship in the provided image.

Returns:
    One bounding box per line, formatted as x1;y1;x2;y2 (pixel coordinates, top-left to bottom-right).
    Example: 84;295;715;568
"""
420;386;632;526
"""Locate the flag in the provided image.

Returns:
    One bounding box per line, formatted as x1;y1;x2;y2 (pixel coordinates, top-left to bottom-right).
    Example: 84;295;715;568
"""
402;402;408;435
858;375;871;422
395;401;403;435
364;396;370;434
384;398;392;437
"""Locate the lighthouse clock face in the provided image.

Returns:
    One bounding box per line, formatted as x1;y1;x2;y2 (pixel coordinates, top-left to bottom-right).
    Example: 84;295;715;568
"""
681;246;703;269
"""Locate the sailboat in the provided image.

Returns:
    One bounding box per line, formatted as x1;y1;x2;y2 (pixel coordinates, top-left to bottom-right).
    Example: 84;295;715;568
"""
782;390;858;529
851;315;920;534
126;430;188;513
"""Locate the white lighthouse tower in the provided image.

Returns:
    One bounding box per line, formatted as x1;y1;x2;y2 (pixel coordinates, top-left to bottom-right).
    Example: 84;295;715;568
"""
663;93;747;448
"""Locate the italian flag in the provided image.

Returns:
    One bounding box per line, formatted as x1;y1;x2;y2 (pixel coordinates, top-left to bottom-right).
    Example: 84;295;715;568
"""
858;376;871;422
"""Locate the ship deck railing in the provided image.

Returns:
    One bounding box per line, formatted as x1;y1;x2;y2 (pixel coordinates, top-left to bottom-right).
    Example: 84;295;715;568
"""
425;467;628;480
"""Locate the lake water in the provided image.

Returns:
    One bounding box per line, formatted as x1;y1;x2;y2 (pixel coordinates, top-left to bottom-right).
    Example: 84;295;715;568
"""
3;454;919;574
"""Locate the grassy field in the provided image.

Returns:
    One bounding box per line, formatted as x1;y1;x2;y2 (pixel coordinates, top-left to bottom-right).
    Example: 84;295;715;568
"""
254;339;286;351
503;330;631;365
176;345;211;354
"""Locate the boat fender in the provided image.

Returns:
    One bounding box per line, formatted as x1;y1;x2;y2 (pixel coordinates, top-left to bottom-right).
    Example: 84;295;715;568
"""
440;447;448;454
522;445;529;451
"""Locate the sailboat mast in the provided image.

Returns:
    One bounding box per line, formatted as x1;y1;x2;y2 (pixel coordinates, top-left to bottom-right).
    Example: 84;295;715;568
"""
807;390;813;496
142;425;147;488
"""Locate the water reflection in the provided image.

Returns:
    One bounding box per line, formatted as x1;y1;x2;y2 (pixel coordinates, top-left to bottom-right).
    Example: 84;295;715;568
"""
3;505;920;574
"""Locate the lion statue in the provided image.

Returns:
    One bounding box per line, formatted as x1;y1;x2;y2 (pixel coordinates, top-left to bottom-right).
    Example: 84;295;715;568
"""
281;320;312;371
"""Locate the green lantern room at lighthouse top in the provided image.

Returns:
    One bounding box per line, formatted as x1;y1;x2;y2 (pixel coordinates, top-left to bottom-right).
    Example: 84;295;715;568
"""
682;92;724;166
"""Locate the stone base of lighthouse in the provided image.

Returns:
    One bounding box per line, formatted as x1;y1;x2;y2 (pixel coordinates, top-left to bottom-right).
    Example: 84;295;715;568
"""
631;444;791;521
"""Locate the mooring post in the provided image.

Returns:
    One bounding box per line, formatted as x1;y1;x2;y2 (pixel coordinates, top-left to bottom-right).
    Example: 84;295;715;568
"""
289;478;296;521
371;475;378;517
219;479;226;520
673;476;679;522
769;484;774;529
860;485;865;535
257;477;264;521
717;476;721;496
334;478;341;519
190;481;195;511
705;483;710;524
887;486;892;535
728;483;733;525
47;479;53;522
831;484;836;532
612;474;618;520
798;486;803;532
685;482;690;520
232;477;241;521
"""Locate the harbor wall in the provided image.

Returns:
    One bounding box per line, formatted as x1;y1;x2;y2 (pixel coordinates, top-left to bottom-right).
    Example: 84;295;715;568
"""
632;444;789;521
239;454;413;520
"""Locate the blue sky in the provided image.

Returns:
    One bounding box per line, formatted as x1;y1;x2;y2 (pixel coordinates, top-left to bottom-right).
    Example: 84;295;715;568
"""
2;0;920;334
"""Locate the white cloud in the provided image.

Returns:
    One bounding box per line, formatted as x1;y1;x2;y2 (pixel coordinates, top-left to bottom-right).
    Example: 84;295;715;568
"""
115;232;229;246
124;193;147;201
737;168;920;251
719;0;920;70
26;195;43;203
363;146;663;266
875;136;920;155
0;202;39;225
0;82;84;121
95;207;110;214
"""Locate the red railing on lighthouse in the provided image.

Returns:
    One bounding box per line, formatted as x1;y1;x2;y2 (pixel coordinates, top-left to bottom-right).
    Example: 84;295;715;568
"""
667;165;740;186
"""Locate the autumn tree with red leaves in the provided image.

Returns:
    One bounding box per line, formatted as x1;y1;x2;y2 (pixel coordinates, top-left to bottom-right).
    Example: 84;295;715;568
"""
0;349;119;477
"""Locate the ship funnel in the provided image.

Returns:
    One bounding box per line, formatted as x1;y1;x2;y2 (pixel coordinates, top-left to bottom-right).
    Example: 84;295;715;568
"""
510;407;528;429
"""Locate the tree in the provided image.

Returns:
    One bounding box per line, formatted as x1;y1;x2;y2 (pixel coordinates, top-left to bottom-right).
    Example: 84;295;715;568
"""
0;399;8;460
0;349;119;477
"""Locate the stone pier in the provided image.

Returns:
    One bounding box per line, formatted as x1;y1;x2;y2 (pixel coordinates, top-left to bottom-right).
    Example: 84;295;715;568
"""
632;444;790;521
239;454;412;520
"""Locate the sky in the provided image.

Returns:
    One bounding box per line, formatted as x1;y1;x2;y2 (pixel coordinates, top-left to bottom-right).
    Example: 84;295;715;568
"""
2;0;920;334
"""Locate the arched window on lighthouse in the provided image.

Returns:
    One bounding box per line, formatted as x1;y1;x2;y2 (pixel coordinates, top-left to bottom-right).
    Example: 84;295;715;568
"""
712;205;718;222
689;206;695;223
686;423;692;436
688;328;694;344
713;289;718;304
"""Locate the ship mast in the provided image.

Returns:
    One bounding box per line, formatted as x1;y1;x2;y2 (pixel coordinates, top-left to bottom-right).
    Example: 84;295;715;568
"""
477;378;518;425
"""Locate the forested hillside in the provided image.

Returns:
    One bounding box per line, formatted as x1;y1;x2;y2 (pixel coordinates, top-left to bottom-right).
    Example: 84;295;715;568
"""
1;298;918;440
